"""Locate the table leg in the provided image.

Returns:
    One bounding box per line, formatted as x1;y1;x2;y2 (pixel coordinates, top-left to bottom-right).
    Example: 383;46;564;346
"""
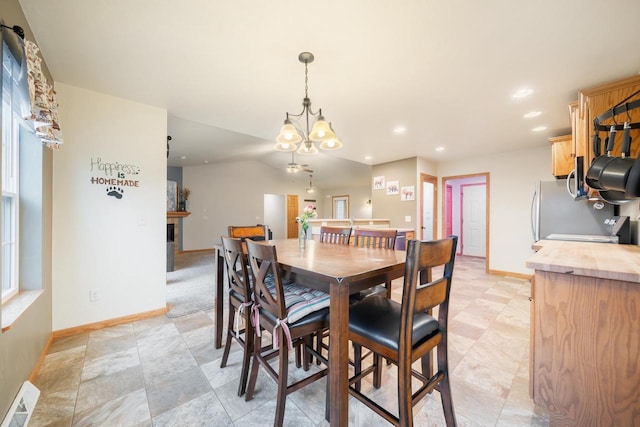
328;281;349;426
214;247;224;349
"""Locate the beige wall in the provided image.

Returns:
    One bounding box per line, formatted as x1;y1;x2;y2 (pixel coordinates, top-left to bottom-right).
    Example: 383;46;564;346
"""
52;84;167;330
321;185;372;219
0;0;53;415
371;157;418;228
437;145;550;275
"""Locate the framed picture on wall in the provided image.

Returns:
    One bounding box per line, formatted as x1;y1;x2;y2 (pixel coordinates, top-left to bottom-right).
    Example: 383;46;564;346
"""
373;176;385;190
386;180;399;195
167;180;178;211
401;186;415;201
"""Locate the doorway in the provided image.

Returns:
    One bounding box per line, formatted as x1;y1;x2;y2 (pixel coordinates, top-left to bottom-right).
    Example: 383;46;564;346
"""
420;174;437;240
442;173;490;271
286;194;299;238
264;194;286;239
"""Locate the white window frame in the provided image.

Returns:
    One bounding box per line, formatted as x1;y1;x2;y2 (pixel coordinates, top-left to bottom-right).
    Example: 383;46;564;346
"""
1;42;20;303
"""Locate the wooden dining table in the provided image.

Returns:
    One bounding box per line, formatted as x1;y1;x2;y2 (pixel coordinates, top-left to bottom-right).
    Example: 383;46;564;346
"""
213;238;406;426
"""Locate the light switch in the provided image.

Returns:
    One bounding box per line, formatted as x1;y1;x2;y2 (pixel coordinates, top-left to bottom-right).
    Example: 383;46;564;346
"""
405;216;411;222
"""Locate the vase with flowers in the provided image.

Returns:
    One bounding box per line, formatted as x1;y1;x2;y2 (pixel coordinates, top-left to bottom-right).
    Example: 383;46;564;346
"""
180;187;191;211
296;204;317;248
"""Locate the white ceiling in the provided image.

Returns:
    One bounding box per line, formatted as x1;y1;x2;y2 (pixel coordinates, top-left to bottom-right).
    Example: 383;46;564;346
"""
17;0;640;189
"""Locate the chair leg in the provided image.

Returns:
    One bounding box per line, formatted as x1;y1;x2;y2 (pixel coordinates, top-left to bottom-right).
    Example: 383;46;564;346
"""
295;341;302;368
373;353;383;389
437;343;457;427
303;335;312;371
385;280;392;299
275;334;289;427
245;332;261;401
353;343;362;392
397;359;414;427
237;319;253;397
220;303;236;368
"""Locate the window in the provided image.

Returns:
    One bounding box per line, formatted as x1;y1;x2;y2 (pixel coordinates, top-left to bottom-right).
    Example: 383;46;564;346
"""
1;41;21;303
332;195;349;219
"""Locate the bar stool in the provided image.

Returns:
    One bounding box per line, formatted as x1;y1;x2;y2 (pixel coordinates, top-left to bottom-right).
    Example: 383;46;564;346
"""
348;236;459;427
244;239;330;427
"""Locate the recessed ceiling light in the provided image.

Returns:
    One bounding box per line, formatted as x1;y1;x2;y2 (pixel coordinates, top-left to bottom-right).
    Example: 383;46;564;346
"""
203;160;209;164
180;156;186;160
512;88;534;99
364;155;373;160
435;146;445;152
392;126;407;135
532;126;547;132
523;111;542;119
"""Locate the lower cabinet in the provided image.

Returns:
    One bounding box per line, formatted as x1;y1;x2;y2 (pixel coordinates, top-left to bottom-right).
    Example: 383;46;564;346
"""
530;270;640;426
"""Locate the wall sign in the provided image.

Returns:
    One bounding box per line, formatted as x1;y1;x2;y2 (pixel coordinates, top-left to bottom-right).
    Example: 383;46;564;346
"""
89;157;141;199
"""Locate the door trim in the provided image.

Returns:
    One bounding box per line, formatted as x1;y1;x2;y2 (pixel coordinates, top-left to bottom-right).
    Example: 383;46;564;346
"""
440;172;490;273
419;173;438;240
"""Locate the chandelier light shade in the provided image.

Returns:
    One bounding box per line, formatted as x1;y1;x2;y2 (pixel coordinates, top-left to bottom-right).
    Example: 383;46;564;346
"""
275;52;343;155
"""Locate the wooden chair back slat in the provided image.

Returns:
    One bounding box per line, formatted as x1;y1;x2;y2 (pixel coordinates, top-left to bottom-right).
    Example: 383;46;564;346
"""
245;239;287;320
319;226;352;245
221;236;251;300
353;228;397;249
228;225;268;241
400;236;458;348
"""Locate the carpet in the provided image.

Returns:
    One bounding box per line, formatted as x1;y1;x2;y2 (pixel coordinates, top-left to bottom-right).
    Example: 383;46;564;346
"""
165;250;217;318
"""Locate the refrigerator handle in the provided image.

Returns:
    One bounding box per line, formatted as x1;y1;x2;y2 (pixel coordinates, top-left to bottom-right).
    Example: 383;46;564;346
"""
566;168;577;199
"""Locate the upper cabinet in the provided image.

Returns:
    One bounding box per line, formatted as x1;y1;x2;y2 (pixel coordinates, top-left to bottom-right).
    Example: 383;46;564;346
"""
574;74;640;166
549;134;573;177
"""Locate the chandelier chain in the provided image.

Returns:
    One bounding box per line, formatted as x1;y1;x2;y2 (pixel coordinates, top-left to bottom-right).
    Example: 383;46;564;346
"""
304;61;309;99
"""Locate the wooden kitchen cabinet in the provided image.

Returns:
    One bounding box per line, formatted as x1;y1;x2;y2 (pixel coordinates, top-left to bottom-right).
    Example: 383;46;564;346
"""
549;134;573;177
574;74;640;165
527;240;640;426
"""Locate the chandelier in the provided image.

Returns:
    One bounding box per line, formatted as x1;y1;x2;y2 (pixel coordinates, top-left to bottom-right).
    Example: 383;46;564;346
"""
274;52;343;155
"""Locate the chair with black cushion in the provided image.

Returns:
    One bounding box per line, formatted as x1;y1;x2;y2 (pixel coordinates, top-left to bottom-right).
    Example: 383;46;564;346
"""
319;226;352;244
348;236;458;427
351;228;397;300
219;236;254;396
228;224;269;241
244;239;330;427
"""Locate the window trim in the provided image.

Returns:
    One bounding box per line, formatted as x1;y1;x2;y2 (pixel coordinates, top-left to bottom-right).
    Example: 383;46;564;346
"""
1;40;21;304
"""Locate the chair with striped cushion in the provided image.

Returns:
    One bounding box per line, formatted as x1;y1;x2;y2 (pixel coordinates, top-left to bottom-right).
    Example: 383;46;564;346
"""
244;239;330;427
219;236;254;396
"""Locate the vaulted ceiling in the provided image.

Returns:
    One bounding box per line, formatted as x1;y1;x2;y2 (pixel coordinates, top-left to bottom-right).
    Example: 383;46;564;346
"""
18;0;640;189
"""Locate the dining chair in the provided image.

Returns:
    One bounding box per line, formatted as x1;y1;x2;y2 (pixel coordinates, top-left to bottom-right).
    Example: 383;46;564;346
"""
319;226;352;244
219;236;254;396
228;224;269;241
244;239;330;427
348;236;459;427
351;228;397;299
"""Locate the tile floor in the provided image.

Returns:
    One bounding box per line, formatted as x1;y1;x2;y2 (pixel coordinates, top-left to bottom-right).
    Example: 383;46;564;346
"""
30;256;549;426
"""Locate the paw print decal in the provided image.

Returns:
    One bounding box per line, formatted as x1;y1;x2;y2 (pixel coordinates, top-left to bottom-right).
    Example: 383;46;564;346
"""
106;186;124;199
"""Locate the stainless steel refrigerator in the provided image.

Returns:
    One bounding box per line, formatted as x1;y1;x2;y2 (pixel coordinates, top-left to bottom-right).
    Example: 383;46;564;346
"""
531;179;615;242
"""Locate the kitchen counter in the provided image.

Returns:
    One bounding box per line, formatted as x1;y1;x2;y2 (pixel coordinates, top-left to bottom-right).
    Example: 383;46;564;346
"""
527;239;640;283
527;240;640;426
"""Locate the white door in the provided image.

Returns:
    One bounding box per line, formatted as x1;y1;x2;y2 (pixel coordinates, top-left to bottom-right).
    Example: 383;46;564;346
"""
422;181;434;240
461;184;486;257
264;194;286;239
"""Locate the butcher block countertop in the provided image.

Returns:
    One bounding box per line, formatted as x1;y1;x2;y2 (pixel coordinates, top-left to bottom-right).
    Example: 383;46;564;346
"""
527;239;640;283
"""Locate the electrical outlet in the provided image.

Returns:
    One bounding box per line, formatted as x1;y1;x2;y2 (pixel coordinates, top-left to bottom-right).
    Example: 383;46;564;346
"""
89;289;100;302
